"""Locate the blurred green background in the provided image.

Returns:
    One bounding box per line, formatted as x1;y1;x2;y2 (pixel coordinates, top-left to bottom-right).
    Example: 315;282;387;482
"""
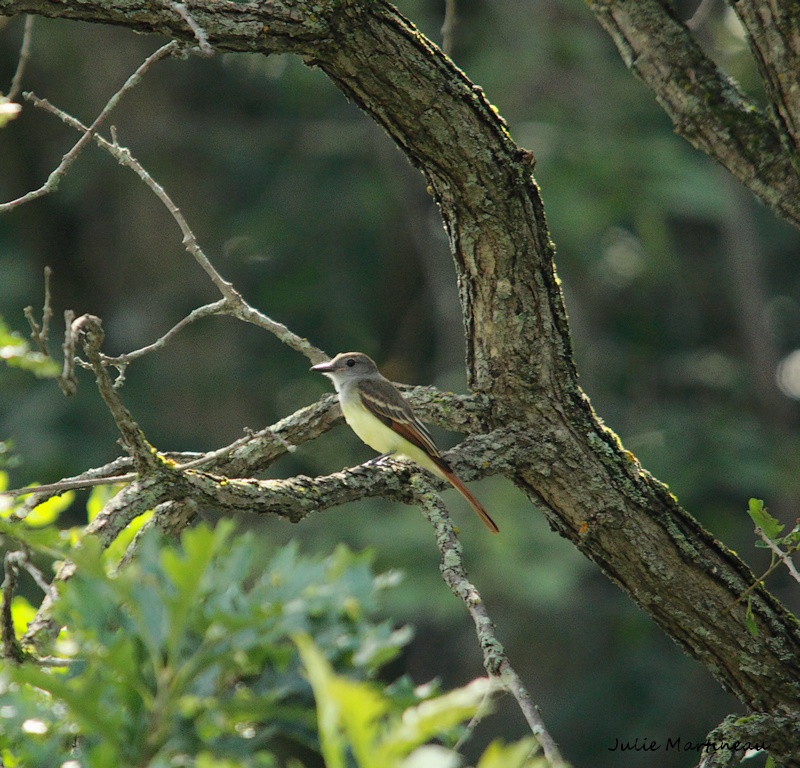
1;1;799;765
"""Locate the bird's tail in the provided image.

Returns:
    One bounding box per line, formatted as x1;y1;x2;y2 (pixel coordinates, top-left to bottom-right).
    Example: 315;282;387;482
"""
430;456;499;534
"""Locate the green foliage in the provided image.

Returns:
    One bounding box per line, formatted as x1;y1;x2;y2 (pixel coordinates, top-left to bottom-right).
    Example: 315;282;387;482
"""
746;499;784;540
746;497;800;560
0;316;60;379
0;476;74;559
296;635;545;768
0;522;413;767
0;520;542;767
743;498;800;638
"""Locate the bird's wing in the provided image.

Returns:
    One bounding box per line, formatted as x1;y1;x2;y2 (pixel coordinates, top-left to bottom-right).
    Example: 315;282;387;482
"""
358;378;442;459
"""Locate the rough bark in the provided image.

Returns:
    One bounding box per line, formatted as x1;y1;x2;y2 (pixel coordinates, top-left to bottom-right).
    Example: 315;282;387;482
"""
586;0;800;228
2;0;799;763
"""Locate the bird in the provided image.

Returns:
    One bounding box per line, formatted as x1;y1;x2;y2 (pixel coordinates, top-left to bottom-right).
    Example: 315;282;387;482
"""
311;352;499;533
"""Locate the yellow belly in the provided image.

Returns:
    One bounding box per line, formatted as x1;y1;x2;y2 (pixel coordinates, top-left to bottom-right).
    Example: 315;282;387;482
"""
339;396;442;479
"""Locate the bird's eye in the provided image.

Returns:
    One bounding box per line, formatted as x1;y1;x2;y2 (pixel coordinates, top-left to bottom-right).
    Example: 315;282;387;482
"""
346;359;355;367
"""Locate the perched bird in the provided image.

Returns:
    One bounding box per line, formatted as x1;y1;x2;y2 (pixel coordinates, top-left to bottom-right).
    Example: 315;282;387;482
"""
311;352;499;533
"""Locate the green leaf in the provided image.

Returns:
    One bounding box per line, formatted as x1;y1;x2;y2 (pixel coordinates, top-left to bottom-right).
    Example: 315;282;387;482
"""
11;595;37;637
3;523;414;766
295;634;348;768
24;492;75;527
0;318;59;378
476;738;544;768
747;499;783;540
0;516;69;555
378;677;494;763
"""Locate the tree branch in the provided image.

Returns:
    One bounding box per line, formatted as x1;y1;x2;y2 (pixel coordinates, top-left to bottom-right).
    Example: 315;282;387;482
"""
22;88;326;364
585;0;800;227
0;41;179;212
411;475;567;767
729;1;800;172
7;14;34;102
72;314;160;473
1;0;799;760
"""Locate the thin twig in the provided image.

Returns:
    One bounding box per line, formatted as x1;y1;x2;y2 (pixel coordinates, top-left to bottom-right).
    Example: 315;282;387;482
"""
102;300;227;365
0;418;298;499
23;265;53;355
725;525;800;615
72;314;159;473
166;0;213;56
105;123;238;300
0;41;178;212
755;527;800;584
26;95;326;363
0;472;137;499
173;426;296;471
410;475;568;767
18;553;58;601
7;15;34;101
59;308;78;396
0;550;57;661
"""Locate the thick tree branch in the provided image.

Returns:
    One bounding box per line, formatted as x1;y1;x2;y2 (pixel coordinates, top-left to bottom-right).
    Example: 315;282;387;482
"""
17;426;509;648
730;1;800;170
585;0;800;227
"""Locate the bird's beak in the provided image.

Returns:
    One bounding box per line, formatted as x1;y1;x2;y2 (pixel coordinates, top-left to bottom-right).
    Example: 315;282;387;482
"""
310;360;336;373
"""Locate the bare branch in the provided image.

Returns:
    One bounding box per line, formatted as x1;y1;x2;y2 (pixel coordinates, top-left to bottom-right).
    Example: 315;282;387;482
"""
729;2;800;165
0;391;497;500
755;527;800;584
7;14;34;101
2;456;134;504
102;300;227;367
0;548;53;662
105;122;240;301
166;0;212;56
72;314;159;473
58;308;78;396
23;265;53;354
0;41;178;212
23;93;326;364
585;0;800;227
0;471;138;500
410;475;567;767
